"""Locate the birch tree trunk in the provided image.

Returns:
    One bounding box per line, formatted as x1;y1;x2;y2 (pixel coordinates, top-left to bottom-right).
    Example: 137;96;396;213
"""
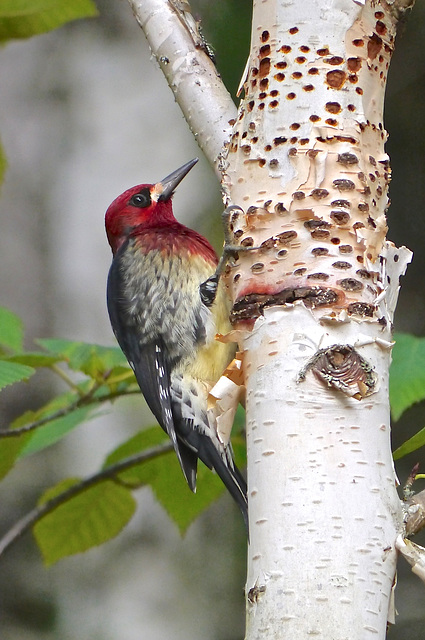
131;0;415;638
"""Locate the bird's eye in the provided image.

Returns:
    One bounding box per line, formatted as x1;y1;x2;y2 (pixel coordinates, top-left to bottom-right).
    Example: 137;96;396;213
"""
129;189;151;208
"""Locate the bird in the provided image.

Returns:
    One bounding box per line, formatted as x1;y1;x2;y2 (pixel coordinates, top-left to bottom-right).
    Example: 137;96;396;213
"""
105;158;248;531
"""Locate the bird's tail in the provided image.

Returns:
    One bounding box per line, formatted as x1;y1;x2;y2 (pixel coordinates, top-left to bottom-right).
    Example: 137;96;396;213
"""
197;435;249;536
170;372;249;535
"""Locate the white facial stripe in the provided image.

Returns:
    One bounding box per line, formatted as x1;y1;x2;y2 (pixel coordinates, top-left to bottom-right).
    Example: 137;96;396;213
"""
151;182;163;202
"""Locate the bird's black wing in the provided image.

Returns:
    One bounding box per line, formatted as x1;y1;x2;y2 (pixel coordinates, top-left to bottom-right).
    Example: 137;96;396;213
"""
107;254;198;491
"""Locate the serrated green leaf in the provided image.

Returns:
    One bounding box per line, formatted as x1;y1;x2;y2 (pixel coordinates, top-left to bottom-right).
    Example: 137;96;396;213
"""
6;352;61;367
0;0;98;42
0;360;34;390
19;404;98;457
390;333;425;421
37;338;129;379
0;307;24;352
393;427;425;460
104;428;226;533
33;478;136;565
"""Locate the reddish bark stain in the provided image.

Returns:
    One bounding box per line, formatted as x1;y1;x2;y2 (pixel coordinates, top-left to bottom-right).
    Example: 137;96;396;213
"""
325;56;344;65
326;70;346;89
368;33;382;60
260;44;271;58
347;57;362;72
375;21;387;36
259;58;271;77
325;101;342;114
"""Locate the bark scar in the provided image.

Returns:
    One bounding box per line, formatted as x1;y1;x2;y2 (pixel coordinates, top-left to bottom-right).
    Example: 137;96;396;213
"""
247;582;266;604
230;287;340;324
298;344;377;400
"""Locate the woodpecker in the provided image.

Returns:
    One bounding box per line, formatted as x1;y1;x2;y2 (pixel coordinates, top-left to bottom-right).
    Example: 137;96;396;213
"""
105;158;248;531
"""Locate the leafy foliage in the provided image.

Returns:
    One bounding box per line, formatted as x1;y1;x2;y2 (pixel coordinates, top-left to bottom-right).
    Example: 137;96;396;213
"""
33;478;136;566
393;428;425;461
0;306;244;564
0;360;35;391
388;333;425;459
0;0;98;42
105;428;227;534
390;332;425;421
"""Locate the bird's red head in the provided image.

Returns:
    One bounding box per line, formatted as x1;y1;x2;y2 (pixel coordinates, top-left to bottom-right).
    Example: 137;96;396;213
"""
105;158;198;254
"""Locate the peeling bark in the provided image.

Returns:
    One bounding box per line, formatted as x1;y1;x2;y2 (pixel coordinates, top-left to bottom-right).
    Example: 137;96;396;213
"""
220;1;412;638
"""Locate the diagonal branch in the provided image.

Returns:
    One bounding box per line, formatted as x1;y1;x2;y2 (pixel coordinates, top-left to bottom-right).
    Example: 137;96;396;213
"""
0;441;174;558
0;388;141;438
128;0;237;171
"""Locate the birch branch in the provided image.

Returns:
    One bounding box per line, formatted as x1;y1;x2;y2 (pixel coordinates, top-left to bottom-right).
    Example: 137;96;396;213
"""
128;0;237;171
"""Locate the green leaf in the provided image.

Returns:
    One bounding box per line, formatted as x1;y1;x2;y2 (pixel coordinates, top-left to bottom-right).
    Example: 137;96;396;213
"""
393;427;425;460
153;458;226;533
390;333;425;420
33;478;136;565
0;360;35;390
37;338;129;379
0;0;98;42
105;428;226;533
0;410;37;479
0;434;31;480
6;352;61;367
19;404;99;457
0;307;24;352
103;427;170;484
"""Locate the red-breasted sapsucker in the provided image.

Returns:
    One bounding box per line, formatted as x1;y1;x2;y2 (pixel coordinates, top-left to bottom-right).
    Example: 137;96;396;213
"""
105;158;248;530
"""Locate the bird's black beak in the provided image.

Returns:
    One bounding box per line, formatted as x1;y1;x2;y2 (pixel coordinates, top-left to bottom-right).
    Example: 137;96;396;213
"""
156;158;199;202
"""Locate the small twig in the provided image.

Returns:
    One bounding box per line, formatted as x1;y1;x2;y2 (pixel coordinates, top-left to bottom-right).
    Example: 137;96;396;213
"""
0;441;174;558
0;388;141;438
51;363;87;395
403;462;420;500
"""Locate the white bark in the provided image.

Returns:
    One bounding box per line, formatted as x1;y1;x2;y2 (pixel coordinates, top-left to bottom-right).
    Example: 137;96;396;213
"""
128;0;237;172
130;0;416;638
221;1;413;638
243;305;402;638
